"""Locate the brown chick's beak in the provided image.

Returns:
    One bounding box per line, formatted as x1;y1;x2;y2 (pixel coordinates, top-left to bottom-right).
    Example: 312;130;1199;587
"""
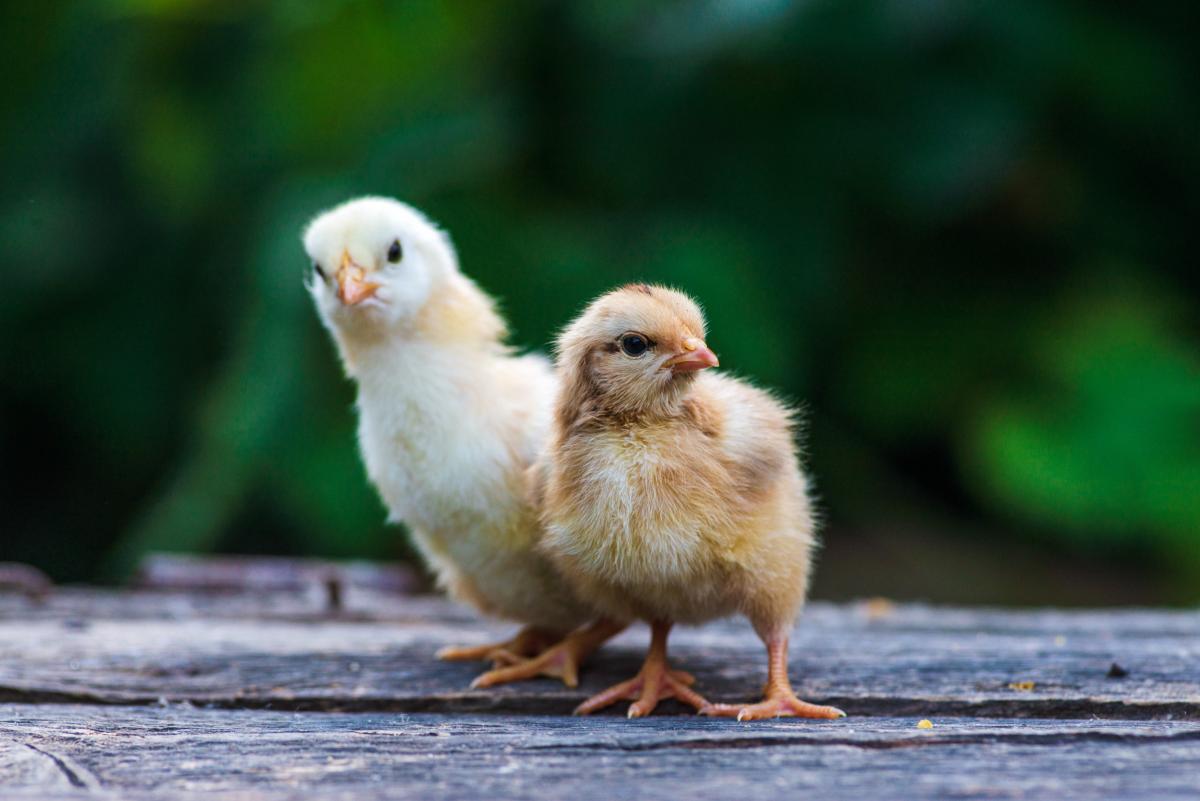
336;251;381;305
665;337;719;373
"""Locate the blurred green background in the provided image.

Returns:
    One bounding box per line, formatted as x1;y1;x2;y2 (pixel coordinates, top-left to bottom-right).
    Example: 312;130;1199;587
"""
3;1;1198;604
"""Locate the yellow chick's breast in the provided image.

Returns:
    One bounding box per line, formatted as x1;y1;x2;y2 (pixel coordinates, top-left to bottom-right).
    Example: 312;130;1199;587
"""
541;422;746;626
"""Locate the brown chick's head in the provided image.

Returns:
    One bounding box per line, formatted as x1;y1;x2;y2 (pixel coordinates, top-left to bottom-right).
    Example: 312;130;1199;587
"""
555;284;719;422
303;196;466;336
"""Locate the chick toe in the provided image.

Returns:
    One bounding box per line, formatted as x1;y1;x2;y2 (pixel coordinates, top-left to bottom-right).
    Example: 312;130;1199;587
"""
469;619;624;689
702;694;845;721
575;621;709;717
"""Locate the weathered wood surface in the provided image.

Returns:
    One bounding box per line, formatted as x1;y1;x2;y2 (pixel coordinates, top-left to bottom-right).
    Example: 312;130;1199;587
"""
0;589;1196;718
0;577;1198;799
2;706;1200;801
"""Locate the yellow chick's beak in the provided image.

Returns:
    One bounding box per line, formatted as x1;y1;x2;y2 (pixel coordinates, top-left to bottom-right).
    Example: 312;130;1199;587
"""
664;337;719;373
336;250;381;306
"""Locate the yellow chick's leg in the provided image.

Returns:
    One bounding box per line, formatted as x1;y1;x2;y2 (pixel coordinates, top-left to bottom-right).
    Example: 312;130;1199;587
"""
574;620;709;718
469;618;626;689
700;637;846;721
436;625;561;666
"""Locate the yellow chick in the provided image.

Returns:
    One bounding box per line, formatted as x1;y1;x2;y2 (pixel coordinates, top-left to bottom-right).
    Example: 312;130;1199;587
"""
535;284;845;720
304;197;618;685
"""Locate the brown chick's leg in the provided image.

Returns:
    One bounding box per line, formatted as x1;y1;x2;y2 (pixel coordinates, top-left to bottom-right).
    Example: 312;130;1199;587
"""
574;620;709;718
436;625;559;664
470;618;627;689
701;637;845;721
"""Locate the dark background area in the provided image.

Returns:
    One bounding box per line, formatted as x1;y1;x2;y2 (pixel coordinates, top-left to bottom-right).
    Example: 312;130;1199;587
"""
2;1;1197;605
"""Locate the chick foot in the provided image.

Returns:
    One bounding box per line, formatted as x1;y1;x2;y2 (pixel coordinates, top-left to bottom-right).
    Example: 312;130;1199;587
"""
575;620;709;717
700;636;845;721
436;625;559;666
470;618;626;689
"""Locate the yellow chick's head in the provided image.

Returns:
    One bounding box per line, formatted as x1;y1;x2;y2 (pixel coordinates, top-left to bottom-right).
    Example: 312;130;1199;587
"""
303;196;458;335
556;284;718;420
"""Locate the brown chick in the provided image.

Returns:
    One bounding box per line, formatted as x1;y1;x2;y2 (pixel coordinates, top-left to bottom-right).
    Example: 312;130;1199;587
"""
535;284;845;720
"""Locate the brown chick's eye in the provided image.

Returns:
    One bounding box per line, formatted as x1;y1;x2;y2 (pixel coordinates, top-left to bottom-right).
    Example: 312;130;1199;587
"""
387;239;403;263
620;334;649;357
313;262;326;280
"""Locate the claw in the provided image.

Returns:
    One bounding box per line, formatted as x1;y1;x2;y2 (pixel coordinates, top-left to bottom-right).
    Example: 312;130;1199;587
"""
436;625;559;664
699;636;846;722
701;696;845;721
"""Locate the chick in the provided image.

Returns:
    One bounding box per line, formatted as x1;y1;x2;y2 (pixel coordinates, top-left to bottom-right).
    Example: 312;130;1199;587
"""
304;197;618;685
536;284;845;720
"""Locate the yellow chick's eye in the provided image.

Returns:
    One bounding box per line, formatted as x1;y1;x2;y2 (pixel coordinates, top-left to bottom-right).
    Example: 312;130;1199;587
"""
313;261;326;280
387;239;403;263
619;333;649;357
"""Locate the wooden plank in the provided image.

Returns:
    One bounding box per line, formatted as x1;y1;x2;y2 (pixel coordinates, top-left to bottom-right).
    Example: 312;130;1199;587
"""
0;565;51;601
134;553;424;599
0;591;1196;719
1;706;1199;800
0;585;461;623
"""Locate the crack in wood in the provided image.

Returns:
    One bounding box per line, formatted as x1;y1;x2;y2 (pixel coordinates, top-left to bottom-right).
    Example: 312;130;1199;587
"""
533;729;1200;753
1;685;1195;721
820;697;1200;721
22;744;96;790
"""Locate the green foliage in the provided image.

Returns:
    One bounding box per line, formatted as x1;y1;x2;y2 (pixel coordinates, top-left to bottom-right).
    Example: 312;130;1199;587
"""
967;286;1200;551
2;0;1197;595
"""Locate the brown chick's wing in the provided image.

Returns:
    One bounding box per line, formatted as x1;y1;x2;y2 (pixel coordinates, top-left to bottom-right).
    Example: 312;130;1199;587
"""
692;372;803;502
